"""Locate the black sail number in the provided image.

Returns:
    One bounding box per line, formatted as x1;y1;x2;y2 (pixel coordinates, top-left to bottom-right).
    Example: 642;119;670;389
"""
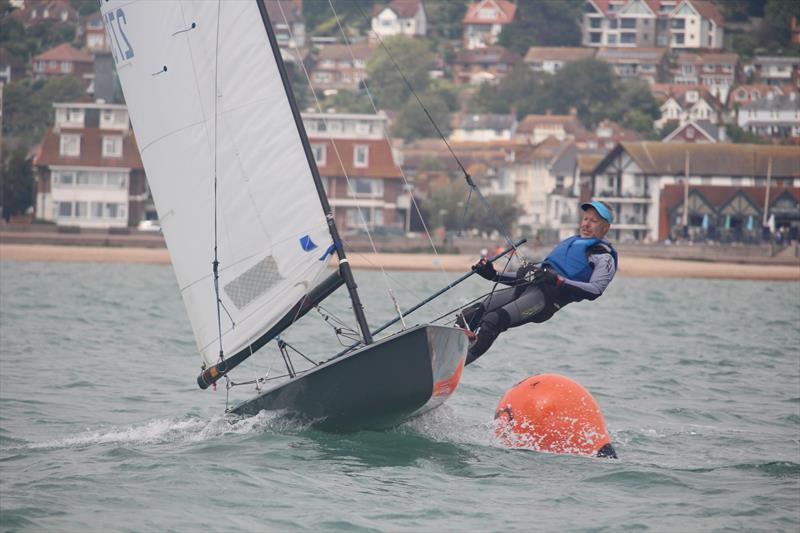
106;8;134;64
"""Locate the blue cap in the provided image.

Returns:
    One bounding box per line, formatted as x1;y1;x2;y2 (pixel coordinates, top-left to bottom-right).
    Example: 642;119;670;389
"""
581;200;613;224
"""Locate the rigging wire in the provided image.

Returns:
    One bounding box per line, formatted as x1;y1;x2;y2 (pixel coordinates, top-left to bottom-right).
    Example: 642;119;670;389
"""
211;0;225;363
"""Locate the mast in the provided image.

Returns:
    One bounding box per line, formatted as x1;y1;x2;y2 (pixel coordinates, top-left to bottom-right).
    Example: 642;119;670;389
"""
255;0;372;345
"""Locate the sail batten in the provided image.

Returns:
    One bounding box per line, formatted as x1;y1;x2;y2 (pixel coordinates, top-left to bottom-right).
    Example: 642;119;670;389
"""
102;0;334;366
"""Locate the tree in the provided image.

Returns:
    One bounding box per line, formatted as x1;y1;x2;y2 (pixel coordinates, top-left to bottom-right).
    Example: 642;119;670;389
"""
3;77;85;146
425;0;471;40
498;0;583;55
366;35;435;110
392;91;451;141
757;0;800;53
423;182;519;235
726;124;765;144
303;0;378;37
471;64;541;116
537;59;617;126
319;89;375;114
1;147;34;221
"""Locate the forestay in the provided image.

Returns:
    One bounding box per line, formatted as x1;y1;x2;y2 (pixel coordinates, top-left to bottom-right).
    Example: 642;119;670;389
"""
101;0;332;366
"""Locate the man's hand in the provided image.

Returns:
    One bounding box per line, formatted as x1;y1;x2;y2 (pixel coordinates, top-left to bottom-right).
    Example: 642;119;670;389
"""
531;267;564;288
472;258;497;281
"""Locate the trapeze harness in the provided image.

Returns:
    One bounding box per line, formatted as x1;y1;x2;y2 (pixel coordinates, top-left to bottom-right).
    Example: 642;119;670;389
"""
463;236;618;365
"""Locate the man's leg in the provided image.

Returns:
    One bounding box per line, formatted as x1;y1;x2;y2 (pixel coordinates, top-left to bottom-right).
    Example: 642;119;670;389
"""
466;286;548;366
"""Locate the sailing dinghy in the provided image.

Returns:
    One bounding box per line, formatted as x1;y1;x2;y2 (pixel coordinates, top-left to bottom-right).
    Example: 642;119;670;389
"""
101;0;477;428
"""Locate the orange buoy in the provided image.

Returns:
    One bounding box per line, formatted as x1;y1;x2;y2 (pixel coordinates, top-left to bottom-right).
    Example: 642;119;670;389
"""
495;373;617;458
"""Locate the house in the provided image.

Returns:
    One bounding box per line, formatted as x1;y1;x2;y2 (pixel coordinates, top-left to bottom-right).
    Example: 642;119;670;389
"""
371;0;427;42
671;52;738;102
514;112;584;145
581;0;724;50
524;47;596;75
33;101;147;229
659;184;800;242
310;43;373;93
737;93;800;139
31;43;94;84
662;120;722;143
748;56;800;89
302;112;407;231
595;47;669;85
589;142;800;242
265;0;306;49
462;0;517;50
84;12;110;53
452;46;521;85
11;0;78;26
449;113;517;143
653;85;720;130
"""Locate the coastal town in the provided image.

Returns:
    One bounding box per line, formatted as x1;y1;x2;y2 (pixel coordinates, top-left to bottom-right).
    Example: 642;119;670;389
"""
1;0;799;275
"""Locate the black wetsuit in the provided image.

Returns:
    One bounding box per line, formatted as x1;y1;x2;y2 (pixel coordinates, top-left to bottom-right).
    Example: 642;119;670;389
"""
461;243;616;365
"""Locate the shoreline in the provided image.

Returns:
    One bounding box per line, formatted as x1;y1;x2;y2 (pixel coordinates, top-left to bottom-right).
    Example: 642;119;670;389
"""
1;243;798;281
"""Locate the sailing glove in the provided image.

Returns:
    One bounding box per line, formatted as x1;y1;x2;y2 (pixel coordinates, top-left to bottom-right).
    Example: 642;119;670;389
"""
531;267;564;288
472;259;498;281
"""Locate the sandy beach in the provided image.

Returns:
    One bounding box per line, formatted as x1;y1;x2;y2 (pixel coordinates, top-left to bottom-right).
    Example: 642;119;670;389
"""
1;243;798;281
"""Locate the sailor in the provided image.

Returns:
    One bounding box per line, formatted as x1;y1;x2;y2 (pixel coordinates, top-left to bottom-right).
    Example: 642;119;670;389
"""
460;200;618;365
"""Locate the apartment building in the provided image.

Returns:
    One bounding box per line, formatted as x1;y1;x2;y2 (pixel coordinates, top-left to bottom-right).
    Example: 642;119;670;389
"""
582;0;724;50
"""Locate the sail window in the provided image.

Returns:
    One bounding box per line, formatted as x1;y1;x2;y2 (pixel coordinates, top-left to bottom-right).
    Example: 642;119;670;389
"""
223;256;284;310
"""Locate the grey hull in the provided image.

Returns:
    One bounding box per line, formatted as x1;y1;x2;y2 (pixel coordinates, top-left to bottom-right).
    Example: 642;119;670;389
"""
229;324;468;430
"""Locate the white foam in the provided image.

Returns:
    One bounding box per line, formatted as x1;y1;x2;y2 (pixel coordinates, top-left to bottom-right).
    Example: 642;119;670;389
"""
25;411;295;450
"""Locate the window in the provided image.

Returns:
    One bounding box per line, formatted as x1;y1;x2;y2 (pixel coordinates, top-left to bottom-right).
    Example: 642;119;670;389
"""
75;201;88;218
103;136;123;157
311;143;326;165
350;178;383;197
686;127;695;139
590;32;602;44
353;145;368;168
60;61;72;73
91;202;104;218
620;18;636;29
60;134;80;156
608;34;618;44
589;17;602;29
621;32;636;44
54;172;75;186
346;207;383;227
58;202;72;217
608;19;618;29
674;33;685;45
671;19;685;29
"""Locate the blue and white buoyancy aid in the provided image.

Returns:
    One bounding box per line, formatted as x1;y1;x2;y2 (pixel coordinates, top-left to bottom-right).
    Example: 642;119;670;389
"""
543;235;618;282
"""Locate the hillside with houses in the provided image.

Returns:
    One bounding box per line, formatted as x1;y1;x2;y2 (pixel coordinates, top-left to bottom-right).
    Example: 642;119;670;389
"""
1;0;799;246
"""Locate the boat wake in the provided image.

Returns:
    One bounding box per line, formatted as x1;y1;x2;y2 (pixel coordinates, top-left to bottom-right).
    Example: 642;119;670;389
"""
22;410;305;451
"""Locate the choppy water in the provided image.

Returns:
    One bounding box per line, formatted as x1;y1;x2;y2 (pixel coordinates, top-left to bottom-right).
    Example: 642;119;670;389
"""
1;259;798;531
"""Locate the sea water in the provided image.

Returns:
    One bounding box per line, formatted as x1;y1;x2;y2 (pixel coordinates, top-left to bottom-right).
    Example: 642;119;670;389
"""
1;260;798;531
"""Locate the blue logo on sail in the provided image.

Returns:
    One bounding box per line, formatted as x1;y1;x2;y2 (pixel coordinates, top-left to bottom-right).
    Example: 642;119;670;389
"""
300;235;318;252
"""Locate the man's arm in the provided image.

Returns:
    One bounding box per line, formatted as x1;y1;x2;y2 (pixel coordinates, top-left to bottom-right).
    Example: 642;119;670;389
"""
560;253;616;301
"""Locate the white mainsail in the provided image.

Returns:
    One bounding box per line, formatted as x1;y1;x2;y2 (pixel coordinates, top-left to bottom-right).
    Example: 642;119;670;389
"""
101;0;332;366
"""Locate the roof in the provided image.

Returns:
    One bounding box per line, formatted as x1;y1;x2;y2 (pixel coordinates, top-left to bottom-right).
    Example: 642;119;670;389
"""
316;42;374;62
753;56;800;66
740;93;800;112
33;43;93;63
676;52;738;65
455;113;516;131
524;47;596;63
308;137;402;179
600;142;800;178
373;0;422;18
685;0;724;25
517;113;582;133
588;0;723;24
650;83;713;101
662;120;719;142
34;127;143;169
596;47;667;62
463;0;516;25
455;46;521;66
264;0;304;24
660;184;800;210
